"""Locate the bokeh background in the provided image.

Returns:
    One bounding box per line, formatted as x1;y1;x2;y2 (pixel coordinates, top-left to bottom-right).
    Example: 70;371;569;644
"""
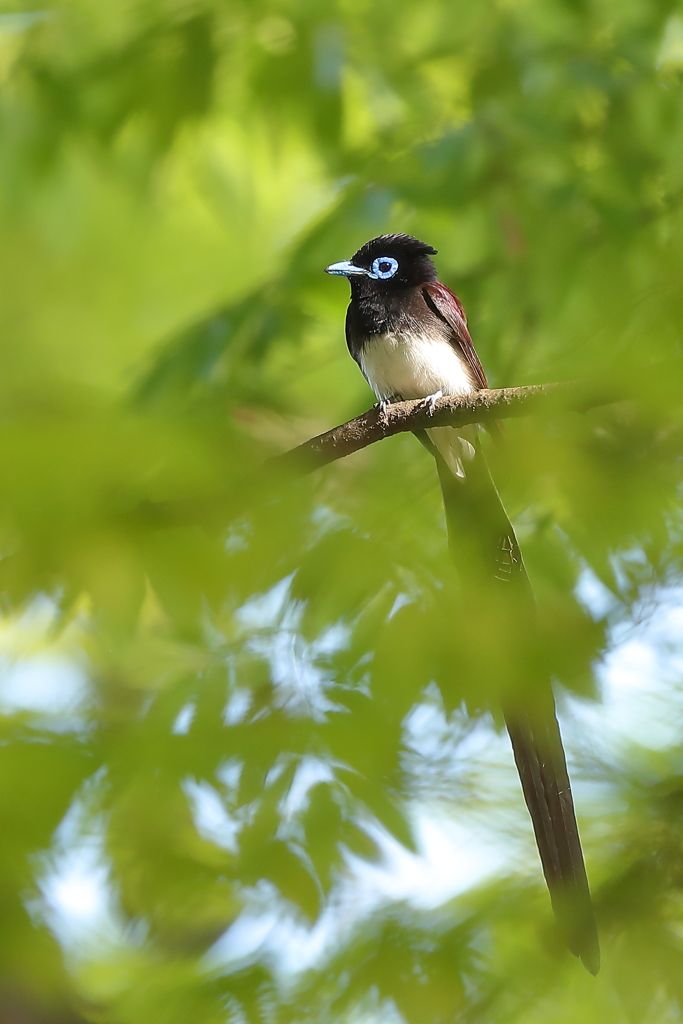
2;0;683;1021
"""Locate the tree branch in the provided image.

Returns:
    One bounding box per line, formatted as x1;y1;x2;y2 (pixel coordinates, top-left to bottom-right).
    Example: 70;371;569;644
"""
268;381;617;476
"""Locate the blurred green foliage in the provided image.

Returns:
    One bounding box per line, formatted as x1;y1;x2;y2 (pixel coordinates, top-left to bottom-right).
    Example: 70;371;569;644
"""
1;0;683;1021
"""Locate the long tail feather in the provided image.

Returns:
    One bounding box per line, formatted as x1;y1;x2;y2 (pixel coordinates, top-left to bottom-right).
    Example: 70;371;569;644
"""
418;428;599;973
505;703;600;974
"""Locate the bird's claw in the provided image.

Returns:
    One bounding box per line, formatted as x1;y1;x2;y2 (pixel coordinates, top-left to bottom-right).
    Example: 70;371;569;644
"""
422;390;443;416
375;399;391;422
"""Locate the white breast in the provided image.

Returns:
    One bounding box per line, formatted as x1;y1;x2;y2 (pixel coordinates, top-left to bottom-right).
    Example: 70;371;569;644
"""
358;330;475;402
359;330;478;479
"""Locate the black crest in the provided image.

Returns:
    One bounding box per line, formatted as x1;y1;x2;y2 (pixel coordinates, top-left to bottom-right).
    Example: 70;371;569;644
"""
352;233;439;288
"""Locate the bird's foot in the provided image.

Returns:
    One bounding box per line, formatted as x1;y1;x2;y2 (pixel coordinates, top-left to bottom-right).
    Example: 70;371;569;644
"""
375;399;391;423
421;390;443;416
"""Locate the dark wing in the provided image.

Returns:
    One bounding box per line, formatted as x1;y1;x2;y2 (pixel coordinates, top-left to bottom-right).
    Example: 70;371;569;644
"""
344;302;365;367
422;281;489;390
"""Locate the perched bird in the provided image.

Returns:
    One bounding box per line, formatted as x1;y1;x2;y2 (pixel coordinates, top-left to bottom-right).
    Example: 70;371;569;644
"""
325;233;599;974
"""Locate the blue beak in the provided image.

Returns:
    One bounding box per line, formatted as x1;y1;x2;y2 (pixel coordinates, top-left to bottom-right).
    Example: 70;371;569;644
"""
325;260;376;278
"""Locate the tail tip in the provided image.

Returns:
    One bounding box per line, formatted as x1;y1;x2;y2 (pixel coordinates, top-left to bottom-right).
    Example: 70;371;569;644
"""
581;948;601;976
574;934;601;976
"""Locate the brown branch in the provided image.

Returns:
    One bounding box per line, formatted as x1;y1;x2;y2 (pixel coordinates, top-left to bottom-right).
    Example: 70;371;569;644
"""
268;381;618;476
126;381;620;528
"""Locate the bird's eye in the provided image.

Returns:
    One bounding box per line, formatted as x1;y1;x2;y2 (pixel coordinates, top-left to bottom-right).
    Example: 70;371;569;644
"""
371;256;398;280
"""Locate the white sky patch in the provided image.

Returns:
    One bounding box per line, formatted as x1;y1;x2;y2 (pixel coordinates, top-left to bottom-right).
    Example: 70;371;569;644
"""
172;701;196;735
574;566;622;621
205;582;683;979
36;578;683;981
223;686;252;724
236;575;295;631
207;713;520;979
0;655;88;717
0;592;91;726
35;786;130;958
205;799;517;980
347;808;514;911
41;843;111;938
236;575;350;717
570;580;683;754
281;756;335;821
183;778;240;853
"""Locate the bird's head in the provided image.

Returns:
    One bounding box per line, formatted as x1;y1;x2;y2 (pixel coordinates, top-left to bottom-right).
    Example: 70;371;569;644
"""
325;233;438;291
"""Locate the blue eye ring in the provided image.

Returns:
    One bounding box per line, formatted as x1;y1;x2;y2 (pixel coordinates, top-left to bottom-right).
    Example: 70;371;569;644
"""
371;256;398;280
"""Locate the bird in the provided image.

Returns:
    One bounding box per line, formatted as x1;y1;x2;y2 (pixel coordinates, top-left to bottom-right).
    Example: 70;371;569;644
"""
325;233;600;974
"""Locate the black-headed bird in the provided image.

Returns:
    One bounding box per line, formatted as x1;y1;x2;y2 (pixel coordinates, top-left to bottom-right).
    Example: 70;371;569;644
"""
325;233;599;974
